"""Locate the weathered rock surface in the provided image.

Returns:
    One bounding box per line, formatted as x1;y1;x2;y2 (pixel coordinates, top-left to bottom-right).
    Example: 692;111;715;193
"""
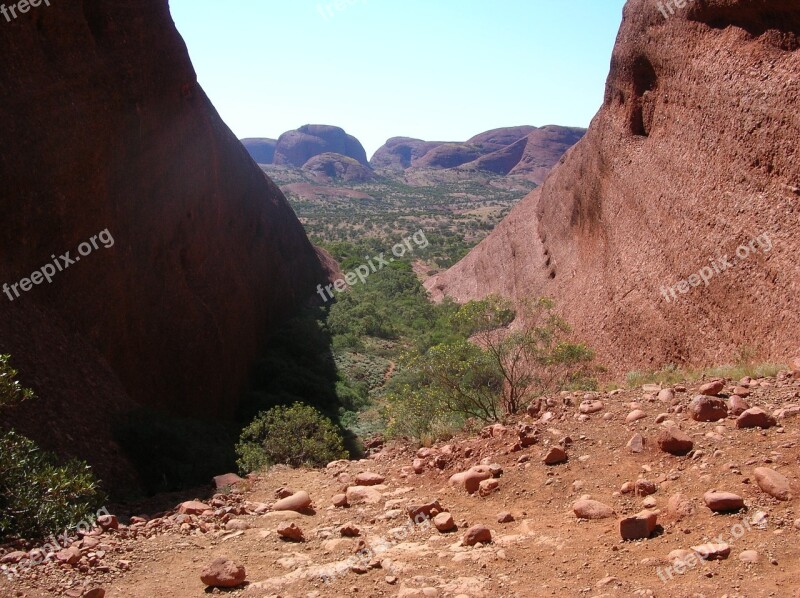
426;0;800;374
369;137;443;170
370;125;584;183
0;0;332;492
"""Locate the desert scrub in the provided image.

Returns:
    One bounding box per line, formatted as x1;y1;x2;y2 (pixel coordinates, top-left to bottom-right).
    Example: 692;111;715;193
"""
236;403;347;473
0;431;106;541
0;355;104;541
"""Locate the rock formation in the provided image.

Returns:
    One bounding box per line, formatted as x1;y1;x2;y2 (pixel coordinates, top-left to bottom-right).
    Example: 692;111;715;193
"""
302;153;376;183
241;138;278;164
369;137;443;170
0;0;332;488
427;0;800;372
273;125;370;168
370;125;585;183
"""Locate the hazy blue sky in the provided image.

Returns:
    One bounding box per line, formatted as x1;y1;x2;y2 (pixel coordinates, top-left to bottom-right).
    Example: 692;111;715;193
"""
169;0;627;157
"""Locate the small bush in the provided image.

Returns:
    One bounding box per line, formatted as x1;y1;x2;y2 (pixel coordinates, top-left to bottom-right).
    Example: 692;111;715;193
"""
236;403;347;473
0;430;105;541
0;356;105;541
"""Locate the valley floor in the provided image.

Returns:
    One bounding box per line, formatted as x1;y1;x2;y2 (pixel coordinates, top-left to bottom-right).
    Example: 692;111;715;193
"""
3;374;800;598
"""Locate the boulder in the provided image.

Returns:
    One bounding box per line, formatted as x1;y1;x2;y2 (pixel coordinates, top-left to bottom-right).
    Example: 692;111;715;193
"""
573;499;615;520
354;472;385;486
272;491;312;512
753;468;792;501
449;466;493;494
277;522;305;541
178;501;210;516
736;408;777;429
689;395;728;422
657;427;694;456
619;510;658;540
407;500;443;524
627;434;645;453
728;395;751;416
345;486;382;505
543;446;568;465
200;558;247;588
213;473;245;490
699;380;726;396
692;543;731;561
433;512;456;533
462;525;492;546
703;491;745;512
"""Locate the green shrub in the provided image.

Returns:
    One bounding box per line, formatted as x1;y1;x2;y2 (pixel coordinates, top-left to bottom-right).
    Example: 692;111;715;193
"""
0;354;33;407
0;355;104;540
0;431;105;541
236;403;347;473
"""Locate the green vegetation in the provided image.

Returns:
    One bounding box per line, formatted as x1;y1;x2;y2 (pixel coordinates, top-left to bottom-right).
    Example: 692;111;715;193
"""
0;353;34;408
626;359;786;389
383;296;598;442
279;240;599;445
264;165;536;271
236;403;347;473
0;355;104;541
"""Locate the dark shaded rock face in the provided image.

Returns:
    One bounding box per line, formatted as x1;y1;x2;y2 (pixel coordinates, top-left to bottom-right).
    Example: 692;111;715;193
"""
0;0;331;489
428;0;800;374
274;125;370;168
241;138;278;164
302;153;376;183
369;137;443;170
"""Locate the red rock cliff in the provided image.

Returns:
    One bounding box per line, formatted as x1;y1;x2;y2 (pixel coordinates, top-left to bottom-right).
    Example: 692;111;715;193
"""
427;0;800;373
0;0;332;486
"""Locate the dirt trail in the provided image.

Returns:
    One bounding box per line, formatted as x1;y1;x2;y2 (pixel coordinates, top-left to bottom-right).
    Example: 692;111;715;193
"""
3;372;800;598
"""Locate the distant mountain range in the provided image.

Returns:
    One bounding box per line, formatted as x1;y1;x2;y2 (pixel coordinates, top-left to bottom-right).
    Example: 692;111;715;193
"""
241;123;586;185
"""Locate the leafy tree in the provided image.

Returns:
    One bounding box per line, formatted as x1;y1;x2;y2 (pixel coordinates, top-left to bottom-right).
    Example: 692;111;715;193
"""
384;297;598;440
456;297;596;415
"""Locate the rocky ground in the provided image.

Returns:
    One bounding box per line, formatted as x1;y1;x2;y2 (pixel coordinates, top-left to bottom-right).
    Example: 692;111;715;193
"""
2;369;800;598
